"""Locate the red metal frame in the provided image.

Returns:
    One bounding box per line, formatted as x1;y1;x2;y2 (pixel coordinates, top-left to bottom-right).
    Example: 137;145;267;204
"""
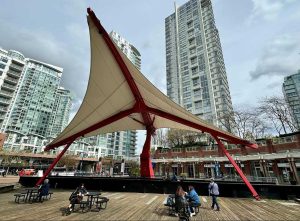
140;128;155;177
45;108;135;150
146;106;258;149
35;141;74;186
213;135;260;200
87;8;155;177
87;8;153;130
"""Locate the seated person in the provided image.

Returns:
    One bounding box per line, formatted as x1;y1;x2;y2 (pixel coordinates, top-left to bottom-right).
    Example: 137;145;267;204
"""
37;179;50;202
186;185;200;216
171;174;178;182
174;185;190;217
66;183;88;214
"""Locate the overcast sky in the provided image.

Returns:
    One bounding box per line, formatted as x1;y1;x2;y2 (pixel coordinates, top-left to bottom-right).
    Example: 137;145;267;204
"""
1;0;300;154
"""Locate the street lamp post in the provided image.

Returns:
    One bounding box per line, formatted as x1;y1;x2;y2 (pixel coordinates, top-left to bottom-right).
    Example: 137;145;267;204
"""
80;152;84;174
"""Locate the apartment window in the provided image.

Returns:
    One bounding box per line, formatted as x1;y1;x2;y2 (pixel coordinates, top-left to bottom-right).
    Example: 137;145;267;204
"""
189;38;195;46
190;48;196;55
194;89;201;97
192;77;200;86
191;57;197;65
195;101;202;110
187;21;193;29
191;67;198;75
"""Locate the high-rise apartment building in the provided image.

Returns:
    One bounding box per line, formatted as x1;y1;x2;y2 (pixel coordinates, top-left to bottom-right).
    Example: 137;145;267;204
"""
0;48;72;153
0;49;26;131
110;31;141;70
283;71;300;130
6;59;63;137
165;0;233;127
50;87;72;137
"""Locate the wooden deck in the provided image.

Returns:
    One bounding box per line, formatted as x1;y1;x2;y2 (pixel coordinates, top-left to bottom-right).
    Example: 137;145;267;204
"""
0;190;299;220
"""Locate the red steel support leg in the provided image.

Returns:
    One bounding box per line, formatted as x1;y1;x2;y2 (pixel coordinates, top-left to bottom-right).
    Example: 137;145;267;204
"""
35;141;74;186
213;135;260;200
140;129;154;178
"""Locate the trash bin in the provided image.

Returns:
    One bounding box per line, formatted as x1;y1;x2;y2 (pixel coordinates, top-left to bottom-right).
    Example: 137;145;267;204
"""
37;170;43;177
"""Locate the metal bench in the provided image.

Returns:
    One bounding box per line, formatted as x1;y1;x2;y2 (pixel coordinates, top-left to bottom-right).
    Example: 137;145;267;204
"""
194;203;201;214
94;197;109;210
14;193;26;203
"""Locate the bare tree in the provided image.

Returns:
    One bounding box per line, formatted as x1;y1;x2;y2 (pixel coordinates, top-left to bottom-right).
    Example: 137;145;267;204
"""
217;111;235;133
218;108;270;140
57;155;78;171
166;129;202;148
166;129;185;148
153;129;168;148
259;96;297;135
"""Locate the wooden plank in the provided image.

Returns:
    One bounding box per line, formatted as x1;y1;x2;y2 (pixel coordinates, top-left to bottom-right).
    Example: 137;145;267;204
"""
0;190;299;220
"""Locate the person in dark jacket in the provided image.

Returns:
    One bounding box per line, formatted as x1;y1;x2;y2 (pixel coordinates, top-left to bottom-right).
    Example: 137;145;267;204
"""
174;185;190;217
186;185;200;215
37;179;50;202
208;178;220;211
66;183;88;214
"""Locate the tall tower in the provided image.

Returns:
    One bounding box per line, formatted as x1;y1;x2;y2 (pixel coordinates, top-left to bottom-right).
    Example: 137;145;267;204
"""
6;59;63;137
49;87;72;137
165;0;233;128
0;49;26;131
283;71;300;130
0;48;71;152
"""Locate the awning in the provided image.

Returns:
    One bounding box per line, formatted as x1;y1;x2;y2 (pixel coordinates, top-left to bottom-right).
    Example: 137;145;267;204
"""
45;8;256;151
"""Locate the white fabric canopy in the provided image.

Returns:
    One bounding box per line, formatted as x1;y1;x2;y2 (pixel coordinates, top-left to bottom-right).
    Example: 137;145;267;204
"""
46;12;253;150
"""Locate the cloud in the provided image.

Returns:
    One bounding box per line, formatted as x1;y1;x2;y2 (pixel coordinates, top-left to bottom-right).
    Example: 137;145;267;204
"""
248;0;296;22
250;34;300;80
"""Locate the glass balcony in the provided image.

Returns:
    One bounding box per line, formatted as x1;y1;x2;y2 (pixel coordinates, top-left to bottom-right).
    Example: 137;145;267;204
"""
2;83;16;91
4;77;18;85
0;90;13;98
7;71;21;78
0;98;10;105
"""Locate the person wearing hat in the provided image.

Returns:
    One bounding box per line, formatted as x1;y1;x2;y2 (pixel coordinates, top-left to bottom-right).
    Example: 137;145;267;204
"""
208;178;220;211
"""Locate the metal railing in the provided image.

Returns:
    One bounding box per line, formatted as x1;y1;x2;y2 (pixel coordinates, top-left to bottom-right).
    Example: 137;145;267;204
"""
196;175;279;184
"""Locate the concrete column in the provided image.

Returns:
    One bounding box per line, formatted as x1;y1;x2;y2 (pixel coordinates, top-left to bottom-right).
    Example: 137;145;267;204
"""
288;158;300;184
220;162;226;176
272;160;281;182
259;159;268;177
244;161;251;176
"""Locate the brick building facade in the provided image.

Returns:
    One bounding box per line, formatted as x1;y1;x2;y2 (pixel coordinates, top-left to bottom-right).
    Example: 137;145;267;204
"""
152;132;300;184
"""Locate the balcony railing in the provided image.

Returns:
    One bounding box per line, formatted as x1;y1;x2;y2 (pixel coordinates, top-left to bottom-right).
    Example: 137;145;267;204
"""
197;174;278;184
9;64;23;72
7;71;21;78
0;99;10;105
4;77;18;85
2;83;16;91
0;90;13;98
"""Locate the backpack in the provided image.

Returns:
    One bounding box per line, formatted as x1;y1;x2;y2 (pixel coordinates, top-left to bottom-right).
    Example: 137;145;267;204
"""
69;187;79;201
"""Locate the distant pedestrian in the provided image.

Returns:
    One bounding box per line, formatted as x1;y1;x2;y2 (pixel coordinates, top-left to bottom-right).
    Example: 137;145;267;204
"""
208;178;220;211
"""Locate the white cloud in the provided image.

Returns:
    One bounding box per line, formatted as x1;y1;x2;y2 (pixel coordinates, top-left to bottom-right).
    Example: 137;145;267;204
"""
250;34;300;80
248;0;296;22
